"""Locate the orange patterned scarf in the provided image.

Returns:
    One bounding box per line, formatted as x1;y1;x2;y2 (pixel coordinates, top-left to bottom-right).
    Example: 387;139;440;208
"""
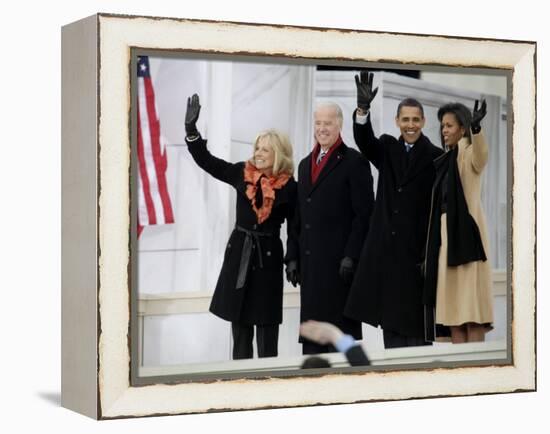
244;161;290;224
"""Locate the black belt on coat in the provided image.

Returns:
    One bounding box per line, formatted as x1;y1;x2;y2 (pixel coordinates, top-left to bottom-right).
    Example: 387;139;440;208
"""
234;224;276;289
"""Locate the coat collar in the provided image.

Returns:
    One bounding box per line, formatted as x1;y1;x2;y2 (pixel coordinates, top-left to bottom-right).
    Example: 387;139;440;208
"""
447;136;471;168
302;143;348;195
392;133;435;184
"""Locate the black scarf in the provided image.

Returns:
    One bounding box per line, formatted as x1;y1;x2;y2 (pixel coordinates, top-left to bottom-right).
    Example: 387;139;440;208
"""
446;147;487;265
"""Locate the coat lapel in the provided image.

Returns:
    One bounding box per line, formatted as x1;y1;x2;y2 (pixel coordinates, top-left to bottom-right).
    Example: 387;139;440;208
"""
388;139;406;186
301;153;314;193
403;141;428;182
402;135;435;184
272;179;293;207
308;144;345;195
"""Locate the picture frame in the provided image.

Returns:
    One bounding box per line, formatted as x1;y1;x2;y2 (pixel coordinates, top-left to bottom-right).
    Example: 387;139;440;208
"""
61;12;536;419
130;51;512;382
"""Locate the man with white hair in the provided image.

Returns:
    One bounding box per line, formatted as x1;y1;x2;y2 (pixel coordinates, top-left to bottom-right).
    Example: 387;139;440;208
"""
285;102;374;355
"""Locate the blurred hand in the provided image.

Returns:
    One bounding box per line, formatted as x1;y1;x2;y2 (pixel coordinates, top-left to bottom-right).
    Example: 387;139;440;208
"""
339;256;355;285
471;99;487;134
285;260;299;287
185;93;201;138
354;70;379;112
300;320;343;345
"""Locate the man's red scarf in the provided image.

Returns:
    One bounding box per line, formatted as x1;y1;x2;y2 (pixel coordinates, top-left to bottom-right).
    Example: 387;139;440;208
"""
310;134;343;184
244;162;291;224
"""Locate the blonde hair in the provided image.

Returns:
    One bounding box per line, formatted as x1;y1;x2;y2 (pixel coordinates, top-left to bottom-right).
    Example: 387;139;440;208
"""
251;129;294;176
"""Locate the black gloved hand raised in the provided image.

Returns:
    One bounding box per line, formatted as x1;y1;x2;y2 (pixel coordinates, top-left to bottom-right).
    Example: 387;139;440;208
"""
471;99;487;134
285;260;299;287
354;70;379;112
339;256;355;286
185;93;201;138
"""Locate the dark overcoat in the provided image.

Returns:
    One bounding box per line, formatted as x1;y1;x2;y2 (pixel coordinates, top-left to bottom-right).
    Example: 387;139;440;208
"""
286;142;374;340
187;137;297;325
344;113;444;339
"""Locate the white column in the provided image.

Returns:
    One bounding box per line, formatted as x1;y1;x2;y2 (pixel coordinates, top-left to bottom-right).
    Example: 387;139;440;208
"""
289;65;315;163
201;61;234;293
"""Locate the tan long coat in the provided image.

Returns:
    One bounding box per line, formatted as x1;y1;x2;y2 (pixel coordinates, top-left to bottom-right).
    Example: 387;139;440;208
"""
435;132;494;328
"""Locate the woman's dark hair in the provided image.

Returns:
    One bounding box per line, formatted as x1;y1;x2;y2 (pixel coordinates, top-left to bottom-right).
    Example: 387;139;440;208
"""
437;102;472;142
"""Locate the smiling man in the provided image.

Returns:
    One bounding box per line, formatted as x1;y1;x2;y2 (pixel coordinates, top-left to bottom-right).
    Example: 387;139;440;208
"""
285;101;374;355
344;71;444;349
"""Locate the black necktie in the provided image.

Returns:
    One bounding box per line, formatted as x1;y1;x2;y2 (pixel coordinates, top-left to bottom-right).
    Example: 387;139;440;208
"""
404;143;413;168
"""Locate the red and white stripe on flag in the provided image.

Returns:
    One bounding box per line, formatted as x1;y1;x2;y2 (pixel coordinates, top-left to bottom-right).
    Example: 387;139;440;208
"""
137;56;174;237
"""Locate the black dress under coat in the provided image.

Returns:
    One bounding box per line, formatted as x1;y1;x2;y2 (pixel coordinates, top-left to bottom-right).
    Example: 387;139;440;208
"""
344;113;444;339
187;137;297;325
286;142;374;340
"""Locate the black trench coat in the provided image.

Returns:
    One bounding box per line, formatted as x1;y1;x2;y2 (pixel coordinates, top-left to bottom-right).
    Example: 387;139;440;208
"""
286;142;374;340
344;113;444;339
187;137;297;325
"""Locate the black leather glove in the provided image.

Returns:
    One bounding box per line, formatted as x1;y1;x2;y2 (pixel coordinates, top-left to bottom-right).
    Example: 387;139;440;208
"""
471;99;487;134
339;256;355;285
285;260;299;287
185;93;201;138
354;70;379;112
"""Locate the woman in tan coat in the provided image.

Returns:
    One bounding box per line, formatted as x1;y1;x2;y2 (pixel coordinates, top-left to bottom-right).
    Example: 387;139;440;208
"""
423;100;493;343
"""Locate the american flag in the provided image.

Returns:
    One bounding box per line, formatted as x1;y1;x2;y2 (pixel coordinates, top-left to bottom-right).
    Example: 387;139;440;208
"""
137;56;174;237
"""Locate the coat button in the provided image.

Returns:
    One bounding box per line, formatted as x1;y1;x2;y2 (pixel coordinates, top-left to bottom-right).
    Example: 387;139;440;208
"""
394;209;399;214
397;187;403;193
305;223;311;229
306;197;312;203
253;224;258;229
305;250;311;256
391;231;396;236
266;251;271;256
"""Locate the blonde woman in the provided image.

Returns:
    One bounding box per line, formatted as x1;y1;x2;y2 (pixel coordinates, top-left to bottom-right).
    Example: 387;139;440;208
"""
423;100;493;343
184;94;297;359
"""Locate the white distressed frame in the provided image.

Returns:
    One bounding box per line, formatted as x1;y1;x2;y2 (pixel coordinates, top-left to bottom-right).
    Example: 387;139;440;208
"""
62;13;536;419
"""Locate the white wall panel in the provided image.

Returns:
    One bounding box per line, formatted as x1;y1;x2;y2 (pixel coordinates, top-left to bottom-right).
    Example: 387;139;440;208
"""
278;307;302;357
231;63;293;143
143;313;230;366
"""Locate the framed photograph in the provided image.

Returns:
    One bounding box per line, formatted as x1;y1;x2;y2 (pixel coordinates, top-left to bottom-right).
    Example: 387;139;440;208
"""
61;13;536;419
